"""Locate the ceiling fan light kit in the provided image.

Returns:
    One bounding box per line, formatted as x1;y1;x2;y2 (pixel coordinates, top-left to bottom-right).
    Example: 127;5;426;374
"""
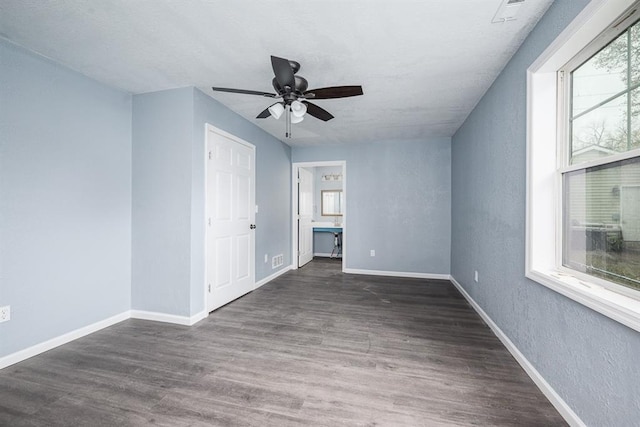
290;100;307;118
267;103;284;119
212;55;363;138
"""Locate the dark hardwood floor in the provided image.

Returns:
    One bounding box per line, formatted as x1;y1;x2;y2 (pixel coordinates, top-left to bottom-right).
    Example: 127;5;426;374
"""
0;258;566;426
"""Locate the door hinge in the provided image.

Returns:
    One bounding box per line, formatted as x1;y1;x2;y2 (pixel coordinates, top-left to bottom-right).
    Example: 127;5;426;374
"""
208;283;211;292
208;151;212;160
208;217;212;226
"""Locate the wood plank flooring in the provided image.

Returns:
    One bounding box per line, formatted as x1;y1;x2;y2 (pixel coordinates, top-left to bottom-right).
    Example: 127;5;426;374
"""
0;258;566;426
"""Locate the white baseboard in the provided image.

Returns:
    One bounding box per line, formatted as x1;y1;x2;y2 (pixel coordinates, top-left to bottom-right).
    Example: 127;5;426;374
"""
344;268;450;281
255;264;294;290
449;276;585;427
0;311;130;370
1;266;300;371
1;307;211;371
130;310;204;326
189;310;208;325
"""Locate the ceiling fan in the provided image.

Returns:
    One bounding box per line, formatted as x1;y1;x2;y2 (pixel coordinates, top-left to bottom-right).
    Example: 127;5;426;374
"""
212;55;363;138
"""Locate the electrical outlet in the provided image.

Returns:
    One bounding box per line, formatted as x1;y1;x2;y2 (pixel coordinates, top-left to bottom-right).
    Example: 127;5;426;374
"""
474;270;479;283
370;250;376;257
0;306;10;323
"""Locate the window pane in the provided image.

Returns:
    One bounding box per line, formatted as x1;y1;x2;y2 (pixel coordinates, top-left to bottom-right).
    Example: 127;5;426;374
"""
571;93;627;161
572;34;627;117
632;86;640;151
632;22;640;86
563;157;640;291
570;21;640;164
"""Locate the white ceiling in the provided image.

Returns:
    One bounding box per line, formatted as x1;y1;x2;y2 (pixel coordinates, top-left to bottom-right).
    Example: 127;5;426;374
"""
0;0;553;147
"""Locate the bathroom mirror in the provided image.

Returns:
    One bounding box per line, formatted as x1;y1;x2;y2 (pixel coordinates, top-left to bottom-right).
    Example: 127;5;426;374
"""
321;190;343;216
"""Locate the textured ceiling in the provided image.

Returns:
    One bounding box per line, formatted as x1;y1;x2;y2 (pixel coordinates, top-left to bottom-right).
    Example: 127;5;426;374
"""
0;0;553;147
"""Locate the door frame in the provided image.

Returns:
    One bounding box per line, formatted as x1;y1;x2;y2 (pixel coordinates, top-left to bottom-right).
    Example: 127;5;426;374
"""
204;123;256;313
291;160;346;271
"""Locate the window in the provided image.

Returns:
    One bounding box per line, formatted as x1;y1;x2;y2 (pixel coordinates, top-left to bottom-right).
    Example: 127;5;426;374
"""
527;0;640;332
560;18;640;293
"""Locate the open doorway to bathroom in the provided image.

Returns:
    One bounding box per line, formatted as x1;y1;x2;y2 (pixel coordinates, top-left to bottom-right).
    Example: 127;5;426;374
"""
292;161;346;271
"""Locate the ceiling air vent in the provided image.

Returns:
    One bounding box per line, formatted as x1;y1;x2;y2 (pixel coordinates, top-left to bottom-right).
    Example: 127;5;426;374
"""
492;0;525;24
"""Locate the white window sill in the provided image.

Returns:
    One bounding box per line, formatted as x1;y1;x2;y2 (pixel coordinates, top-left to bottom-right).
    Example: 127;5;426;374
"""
527;269;640;333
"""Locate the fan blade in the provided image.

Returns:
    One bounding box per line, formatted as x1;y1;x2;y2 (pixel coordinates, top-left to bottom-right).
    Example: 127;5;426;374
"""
256;107;272;119
212;87;277;98
303;101;334;121
304;85;363;99
271;56;295;92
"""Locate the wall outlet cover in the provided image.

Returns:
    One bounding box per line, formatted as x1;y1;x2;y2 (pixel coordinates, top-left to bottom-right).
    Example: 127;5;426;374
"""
0;306;10;323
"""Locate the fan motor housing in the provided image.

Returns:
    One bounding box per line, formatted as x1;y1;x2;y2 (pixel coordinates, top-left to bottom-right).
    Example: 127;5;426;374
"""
272;76;308;95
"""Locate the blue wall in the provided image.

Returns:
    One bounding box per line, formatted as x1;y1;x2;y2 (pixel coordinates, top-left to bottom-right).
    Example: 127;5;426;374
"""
0;40;132;357
132;88;291;317
451;1;640;425
1;38;291;359
132;88;194;316
293;139;451;275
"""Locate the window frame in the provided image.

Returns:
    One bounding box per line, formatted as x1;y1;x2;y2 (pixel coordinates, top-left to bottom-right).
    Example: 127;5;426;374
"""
558;19;640;299
526;0;640;332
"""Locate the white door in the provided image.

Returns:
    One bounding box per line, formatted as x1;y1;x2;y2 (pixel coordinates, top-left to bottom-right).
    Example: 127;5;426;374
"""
298;167;314;267
621;186;640;241
206;126;255;312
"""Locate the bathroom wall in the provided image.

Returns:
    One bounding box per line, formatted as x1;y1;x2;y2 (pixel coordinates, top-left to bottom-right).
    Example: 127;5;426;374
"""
313;166;344;256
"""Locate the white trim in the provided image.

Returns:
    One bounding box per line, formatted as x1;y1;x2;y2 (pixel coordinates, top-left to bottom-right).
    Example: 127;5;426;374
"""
292;161;347;273
560;148;640;174
529;0;623;73
449;277;586;427
254;264;294;290
528;270;640;332
130;310;206;326
526;0;640;333
0;311;130;370
344;268;450;281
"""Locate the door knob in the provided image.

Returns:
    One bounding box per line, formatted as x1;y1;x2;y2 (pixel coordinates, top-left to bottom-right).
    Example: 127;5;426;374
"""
250;224;256;229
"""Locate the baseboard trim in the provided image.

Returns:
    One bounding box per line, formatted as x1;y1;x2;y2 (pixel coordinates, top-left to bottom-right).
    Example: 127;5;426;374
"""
0;311;130;370
188;310;208;326
1;267;299;371
344;268;450;281
449;276;585;427
130;310;199;326
255;264;294;290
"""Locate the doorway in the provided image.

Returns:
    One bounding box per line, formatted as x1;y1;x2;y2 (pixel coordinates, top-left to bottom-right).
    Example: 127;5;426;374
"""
292;161;346;271
205;124;256;312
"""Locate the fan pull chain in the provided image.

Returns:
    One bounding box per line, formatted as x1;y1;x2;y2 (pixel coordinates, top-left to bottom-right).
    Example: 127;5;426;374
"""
285;104;291;138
